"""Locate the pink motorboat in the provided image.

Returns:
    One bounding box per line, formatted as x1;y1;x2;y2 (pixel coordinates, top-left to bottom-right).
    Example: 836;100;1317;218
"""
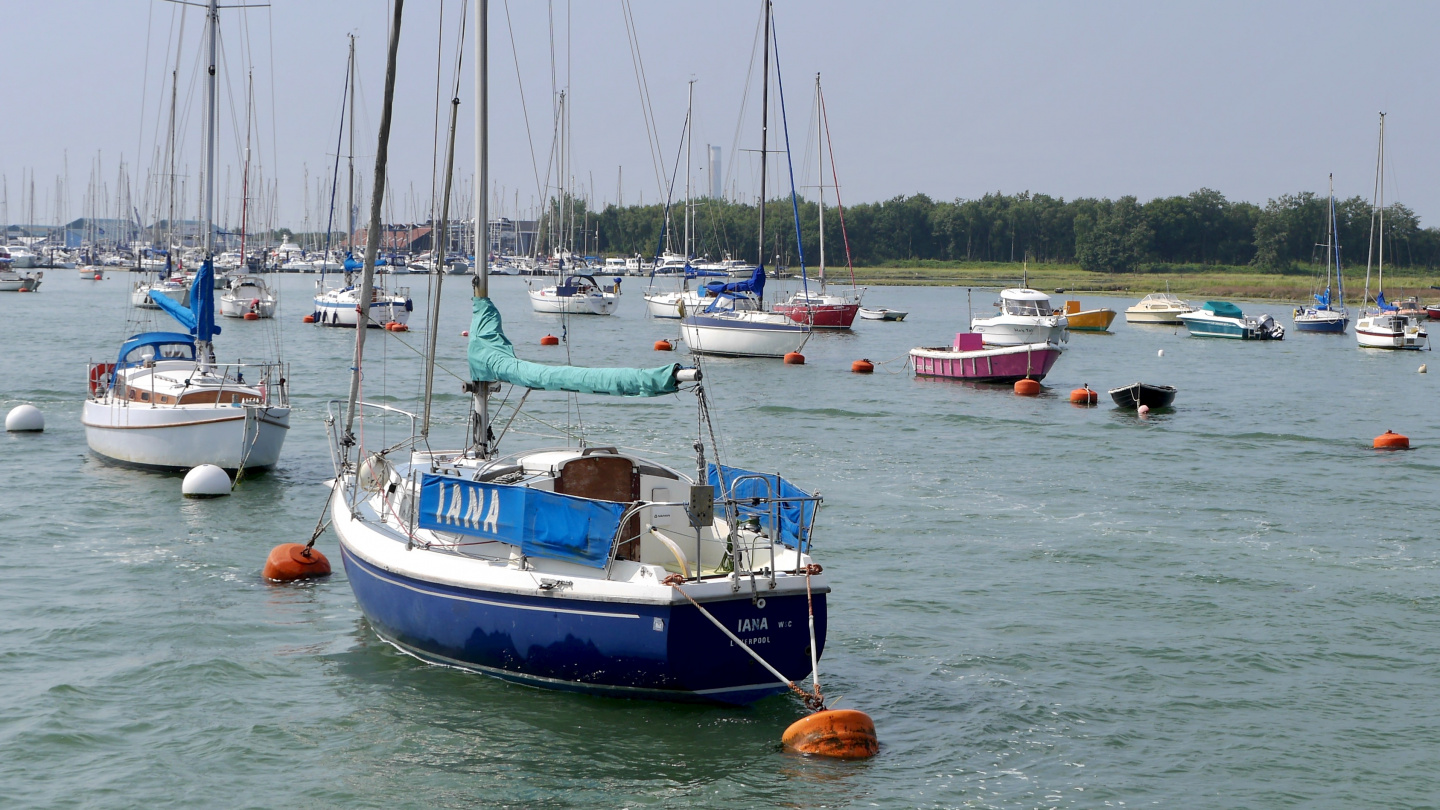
911;333;1064;383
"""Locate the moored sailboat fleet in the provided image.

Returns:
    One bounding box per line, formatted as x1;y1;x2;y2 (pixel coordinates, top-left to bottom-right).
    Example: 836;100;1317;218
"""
32;0;1439;768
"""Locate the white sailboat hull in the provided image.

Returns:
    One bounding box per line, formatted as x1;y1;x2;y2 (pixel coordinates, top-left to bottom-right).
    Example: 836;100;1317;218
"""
313;286;413;327
680;311;808;357
1356;313;1428;349
528;288;618;315
83;398;290;471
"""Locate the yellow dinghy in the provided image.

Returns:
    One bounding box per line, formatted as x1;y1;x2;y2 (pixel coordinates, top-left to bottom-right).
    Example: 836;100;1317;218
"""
1062;300;1117;332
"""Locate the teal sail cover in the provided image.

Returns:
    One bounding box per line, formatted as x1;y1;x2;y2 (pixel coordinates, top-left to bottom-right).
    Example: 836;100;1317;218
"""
468;296;682;396
1202;301;1243;319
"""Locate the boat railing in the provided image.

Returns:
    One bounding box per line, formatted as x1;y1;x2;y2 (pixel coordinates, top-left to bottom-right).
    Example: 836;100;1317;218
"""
715;472;823;586
84;359;290;408
323;399;420;469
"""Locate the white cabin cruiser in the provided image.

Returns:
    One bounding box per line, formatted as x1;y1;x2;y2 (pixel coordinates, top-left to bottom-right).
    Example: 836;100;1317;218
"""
1125;292;1195;324
527;273;621;315
970;288;1069;346
219;274;278;319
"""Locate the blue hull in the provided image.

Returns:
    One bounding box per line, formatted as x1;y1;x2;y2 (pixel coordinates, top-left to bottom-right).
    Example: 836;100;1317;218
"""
1293;318;1348;334
340;546;826;704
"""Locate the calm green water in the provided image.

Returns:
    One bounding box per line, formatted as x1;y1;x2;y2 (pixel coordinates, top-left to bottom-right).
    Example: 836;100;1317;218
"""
2;272;1437;808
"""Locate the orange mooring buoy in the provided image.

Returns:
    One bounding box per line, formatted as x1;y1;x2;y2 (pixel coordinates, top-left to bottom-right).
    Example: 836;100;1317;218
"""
262;543;332;582
244;311;260;321
1374;430;1410;450
1069;386;1097;404
1014;378;1041;396
302;314;316;323
654;339;674;351
782;709;879;759
851;359;875;374
784;352;805;365
540;334;560;346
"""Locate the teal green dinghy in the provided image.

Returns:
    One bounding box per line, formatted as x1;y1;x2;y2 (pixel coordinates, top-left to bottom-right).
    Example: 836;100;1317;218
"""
1177;301;1285;340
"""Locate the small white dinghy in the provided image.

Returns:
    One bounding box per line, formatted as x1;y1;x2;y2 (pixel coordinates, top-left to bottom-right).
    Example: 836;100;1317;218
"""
858;307;907;321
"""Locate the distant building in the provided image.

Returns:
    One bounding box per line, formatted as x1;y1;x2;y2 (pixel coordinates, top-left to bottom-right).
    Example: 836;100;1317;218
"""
350;224;434;253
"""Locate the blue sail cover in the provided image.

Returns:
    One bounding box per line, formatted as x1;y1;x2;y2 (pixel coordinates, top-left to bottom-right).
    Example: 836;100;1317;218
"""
704;266;766;298
708;463;816;550
1376;291;1397;311
468;296;682;396
149;260;219;341
343;254;363;272
1314;288;1331;309
685;267;729;278
418;474;625;568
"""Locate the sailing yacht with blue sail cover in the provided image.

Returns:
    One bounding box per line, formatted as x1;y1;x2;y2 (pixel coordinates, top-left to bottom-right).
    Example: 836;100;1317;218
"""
84;0;290;473
1355;114;1428;351
327;0;828;704
679;1;809;358
1293;176;1349;334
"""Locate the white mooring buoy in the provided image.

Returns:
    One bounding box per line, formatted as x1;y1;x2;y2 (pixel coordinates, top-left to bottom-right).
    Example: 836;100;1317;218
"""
5;405;44;432
1420;364;1428;374
1157;349;1165;357
183;464;232;498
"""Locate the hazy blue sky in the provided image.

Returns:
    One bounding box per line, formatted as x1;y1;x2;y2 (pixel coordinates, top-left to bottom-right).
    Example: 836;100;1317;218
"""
7;1;1440;230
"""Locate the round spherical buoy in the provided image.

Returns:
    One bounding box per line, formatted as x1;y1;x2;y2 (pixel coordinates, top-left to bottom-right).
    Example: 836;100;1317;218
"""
93;273;104;281
851;359;875;374
243;311;260;321
262;543;332;582
5;404;45;432
782;709;879;759
461;330;470;337
654;339;674;351
784;352;805;365
1069;386;1097;404
1158;349;1165;357
182;464;232;498
302;314;316;323
1421;364;1428;374
540;334;560;346
1014;378;1041;396
1374;430;1410;450
1138;404;1151;417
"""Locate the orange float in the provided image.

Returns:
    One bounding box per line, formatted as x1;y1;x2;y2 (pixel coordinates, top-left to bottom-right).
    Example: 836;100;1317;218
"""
302;314;316;323
243;311;260;321
851;359;875;374
540;334;560;346
1014;378;1041;396
1069;386;1097;404
782;709;879;759
262;543;332;582
654;339;674;351
784;352;805;365
1374;430;1410;450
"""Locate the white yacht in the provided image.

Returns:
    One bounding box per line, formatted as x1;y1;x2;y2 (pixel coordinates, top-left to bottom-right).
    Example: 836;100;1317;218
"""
1125;292;1195;324
970;288;1069;346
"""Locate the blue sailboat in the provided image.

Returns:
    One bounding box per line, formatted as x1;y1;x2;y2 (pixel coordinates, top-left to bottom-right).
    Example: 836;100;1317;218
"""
327;1;829;705
1293;175;1349;333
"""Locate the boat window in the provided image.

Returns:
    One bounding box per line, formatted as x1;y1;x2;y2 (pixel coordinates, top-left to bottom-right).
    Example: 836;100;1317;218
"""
1004;300;1049;316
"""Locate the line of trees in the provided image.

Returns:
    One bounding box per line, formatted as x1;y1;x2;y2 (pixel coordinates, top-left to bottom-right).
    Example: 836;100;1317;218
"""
563;189;1440;272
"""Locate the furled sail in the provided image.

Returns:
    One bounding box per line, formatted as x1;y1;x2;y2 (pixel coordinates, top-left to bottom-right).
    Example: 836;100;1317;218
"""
468;296;682;396
704;265;766;298
150;260;220;342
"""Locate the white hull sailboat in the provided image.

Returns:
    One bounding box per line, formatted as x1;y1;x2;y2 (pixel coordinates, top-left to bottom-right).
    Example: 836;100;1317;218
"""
86;0;290;473
527;274;620;315
1355;114;1429;351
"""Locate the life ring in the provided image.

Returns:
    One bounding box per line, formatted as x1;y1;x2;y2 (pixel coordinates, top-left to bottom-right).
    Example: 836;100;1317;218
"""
88;362;115;396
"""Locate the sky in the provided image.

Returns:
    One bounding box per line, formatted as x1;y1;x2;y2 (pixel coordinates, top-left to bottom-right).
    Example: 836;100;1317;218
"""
6;0;1440;232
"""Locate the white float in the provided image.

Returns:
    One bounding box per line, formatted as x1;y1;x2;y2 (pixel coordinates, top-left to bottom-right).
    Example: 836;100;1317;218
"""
5;405;44;432
182;464;232;498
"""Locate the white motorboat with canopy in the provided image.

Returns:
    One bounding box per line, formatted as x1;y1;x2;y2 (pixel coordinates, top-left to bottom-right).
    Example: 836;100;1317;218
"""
970;288;1069;346
324;0;830;705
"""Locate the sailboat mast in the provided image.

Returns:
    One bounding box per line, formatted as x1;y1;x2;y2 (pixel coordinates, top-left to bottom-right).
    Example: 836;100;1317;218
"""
1377;112;1385;295
815;73;824;289
423;87;461;437
240;72;253;265
757;0;770;267
685;79;693;260
343;0;405;446
204;0;217;261
347;34;356;256
470;0;493;456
